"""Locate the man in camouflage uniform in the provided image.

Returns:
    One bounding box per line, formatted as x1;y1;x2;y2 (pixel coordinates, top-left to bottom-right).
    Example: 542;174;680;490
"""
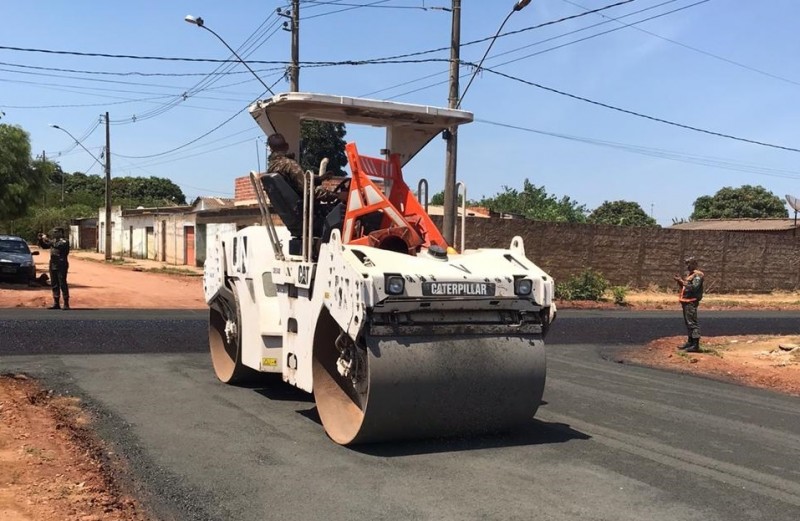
674;256;704;352
37;227;70;310
266;133;340;204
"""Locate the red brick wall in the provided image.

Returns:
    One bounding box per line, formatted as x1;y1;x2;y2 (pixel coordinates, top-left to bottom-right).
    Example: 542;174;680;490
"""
234;176;257;202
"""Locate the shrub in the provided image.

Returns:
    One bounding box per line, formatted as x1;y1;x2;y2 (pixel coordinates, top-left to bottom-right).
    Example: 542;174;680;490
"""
555;269;610;301
611;285;629;306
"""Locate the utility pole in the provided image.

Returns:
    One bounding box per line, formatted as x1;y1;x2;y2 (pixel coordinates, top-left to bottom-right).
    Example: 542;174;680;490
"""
290;0;300;91
104;112;112;261
442;0;461;246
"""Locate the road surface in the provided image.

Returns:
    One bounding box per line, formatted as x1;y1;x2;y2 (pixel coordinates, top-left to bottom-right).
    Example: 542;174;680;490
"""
1;309;798;521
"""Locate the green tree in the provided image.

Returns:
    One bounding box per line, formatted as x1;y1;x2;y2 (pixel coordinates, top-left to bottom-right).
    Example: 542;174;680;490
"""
112;176;186;205
428;190;467;206
588;200;657;227
300;120;348;175
690;185;788;220
478;179;587;222
0;124;49;220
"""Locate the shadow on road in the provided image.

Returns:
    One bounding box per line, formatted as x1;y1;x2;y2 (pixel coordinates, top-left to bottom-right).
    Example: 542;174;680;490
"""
249;375;315;403
293;405;590;456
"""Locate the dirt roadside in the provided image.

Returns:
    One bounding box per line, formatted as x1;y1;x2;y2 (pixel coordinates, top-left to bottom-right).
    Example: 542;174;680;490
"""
1;252;798;520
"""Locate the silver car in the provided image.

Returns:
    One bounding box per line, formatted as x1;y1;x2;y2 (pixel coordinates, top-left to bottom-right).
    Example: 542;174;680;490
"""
0;235;39;283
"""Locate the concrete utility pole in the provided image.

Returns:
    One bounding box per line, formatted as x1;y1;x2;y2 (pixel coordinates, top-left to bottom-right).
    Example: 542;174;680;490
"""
104;111;112;261
290;0;300;91
442;0;461;246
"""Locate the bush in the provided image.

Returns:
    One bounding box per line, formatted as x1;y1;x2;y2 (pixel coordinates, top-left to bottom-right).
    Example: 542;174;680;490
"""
611;285;629;306
555;269;610;301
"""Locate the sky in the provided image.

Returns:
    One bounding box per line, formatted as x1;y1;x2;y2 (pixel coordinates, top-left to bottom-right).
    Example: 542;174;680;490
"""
2;0;800;226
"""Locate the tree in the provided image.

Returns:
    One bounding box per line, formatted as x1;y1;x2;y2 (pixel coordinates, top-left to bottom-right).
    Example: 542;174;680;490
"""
429;191;467;206
588;200;657;227
478;179;587;222
0;124;49;220
111;176;186;205
690;185;788;220
300;120;348;175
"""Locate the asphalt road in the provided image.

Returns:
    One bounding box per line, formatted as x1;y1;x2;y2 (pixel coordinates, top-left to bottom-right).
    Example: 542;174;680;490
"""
1;309;799;521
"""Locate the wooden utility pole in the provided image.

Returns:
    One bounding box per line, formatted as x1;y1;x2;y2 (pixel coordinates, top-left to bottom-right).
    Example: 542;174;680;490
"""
290;0;300;91
442;0;461;246
104;112;112;260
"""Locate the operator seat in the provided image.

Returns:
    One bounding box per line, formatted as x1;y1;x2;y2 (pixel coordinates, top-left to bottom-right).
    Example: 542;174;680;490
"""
260;173;303;238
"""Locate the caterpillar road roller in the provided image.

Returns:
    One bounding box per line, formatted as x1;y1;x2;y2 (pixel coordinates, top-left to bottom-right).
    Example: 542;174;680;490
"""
203;92;556;445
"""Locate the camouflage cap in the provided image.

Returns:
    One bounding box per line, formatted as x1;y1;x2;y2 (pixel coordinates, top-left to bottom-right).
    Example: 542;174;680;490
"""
684;256;697;265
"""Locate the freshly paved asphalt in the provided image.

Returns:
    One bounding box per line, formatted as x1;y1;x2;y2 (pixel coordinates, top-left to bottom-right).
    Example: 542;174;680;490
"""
1;309;799;521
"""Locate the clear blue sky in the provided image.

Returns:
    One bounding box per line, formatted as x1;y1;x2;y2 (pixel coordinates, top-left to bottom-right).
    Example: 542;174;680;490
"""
2;0;799;225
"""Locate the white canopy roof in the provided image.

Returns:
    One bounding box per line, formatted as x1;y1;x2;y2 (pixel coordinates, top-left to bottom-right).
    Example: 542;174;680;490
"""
249;92;473;166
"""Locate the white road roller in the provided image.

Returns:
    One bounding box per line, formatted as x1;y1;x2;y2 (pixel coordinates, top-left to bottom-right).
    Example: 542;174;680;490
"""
203;92;556;445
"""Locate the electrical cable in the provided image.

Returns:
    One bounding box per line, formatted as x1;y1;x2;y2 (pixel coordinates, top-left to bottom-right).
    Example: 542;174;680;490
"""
371;0;703;99
477;118;800;180
560;0;800;88
480;66;800;154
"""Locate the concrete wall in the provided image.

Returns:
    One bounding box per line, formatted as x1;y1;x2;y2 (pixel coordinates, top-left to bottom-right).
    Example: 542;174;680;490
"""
431;217;800;292
98;206;124;256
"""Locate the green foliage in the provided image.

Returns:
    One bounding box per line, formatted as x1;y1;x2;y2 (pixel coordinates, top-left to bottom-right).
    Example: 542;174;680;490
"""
555;269;610;301
691;185;788;220
478;179;587;222
428;190;467;206
111;176;186;205
611;285;629;306
588;200;657;227
3;204;95;241
0;124;49;220
300;120;348;175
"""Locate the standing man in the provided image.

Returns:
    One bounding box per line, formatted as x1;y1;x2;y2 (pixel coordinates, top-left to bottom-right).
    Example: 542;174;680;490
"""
673;256;704;352
37;227;70;310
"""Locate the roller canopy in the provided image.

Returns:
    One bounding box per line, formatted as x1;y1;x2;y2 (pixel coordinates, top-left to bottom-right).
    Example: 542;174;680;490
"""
249;92;473;167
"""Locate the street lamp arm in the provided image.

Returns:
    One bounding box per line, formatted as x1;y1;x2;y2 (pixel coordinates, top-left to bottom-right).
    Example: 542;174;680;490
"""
457;0;532;108
49;124;104;169
185;15;275;96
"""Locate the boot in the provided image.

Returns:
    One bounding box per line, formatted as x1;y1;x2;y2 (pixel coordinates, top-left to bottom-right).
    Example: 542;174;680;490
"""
678;336;693;350
684;338;700;353
62;299;70;311
48;298;60;310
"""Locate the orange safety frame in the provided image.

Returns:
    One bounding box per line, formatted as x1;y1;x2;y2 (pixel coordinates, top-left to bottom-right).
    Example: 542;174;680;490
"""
342;142;448;252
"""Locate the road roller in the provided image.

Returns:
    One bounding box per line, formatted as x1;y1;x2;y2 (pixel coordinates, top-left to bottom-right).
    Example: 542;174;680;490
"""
203;92;556;445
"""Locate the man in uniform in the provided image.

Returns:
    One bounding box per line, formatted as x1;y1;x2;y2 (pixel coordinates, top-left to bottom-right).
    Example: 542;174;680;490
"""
266;133;340;205
37;227;70;310
673;256;704;352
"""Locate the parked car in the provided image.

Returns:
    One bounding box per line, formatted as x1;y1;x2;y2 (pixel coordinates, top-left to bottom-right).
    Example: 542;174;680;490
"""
0;235;39;283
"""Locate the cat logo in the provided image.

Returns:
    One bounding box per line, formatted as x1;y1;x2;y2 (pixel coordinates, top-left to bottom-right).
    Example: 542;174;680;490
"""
298;265;310;285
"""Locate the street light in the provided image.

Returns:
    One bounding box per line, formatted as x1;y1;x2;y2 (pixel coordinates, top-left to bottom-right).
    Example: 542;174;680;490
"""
458;0;533;107
184;15;275;96
443;0;534;246
50;122;112;260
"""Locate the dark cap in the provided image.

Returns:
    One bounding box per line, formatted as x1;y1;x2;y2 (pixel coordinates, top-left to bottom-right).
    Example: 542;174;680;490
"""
267;133;289;150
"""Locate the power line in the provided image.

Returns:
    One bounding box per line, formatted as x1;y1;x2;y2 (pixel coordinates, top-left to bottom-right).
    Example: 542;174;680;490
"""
560;0;800;89
302;0;449;10
477;118;800;180
361;0;637;63
0;60;282;78
481;66;800;154
0;1;633;65
370;0;702;99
